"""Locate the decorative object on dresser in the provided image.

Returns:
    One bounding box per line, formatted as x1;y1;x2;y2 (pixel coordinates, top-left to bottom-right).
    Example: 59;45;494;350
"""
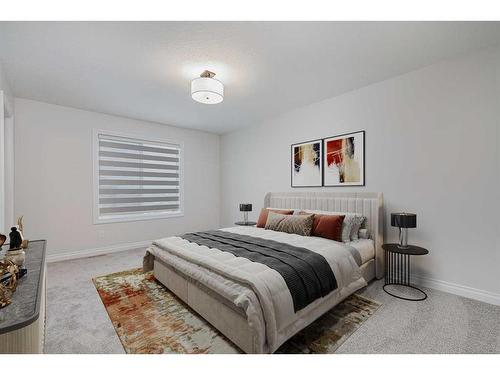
8;227;23;250
0;260;19;308
239;203;252;224
323;130;365;186
3;249;26;269
391;212;417;249
17;216;29;249
5;227;26;268
0;240;47;354
382;243;429;301
291;139;323;187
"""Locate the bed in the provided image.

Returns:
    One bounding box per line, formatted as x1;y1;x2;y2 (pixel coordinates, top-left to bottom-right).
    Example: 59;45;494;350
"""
143;191;384;353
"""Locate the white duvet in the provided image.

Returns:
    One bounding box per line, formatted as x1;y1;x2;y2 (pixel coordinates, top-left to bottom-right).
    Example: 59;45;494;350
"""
143;226;367;353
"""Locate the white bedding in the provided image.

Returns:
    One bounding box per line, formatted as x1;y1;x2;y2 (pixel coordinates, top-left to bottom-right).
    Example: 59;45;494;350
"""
144;226;367;353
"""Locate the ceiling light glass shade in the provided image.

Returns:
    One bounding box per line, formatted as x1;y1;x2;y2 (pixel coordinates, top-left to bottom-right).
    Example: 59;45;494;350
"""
191;77;224;104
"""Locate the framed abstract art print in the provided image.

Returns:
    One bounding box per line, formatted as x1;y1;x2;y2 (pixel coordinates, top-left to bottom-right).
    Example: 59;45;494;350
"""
291;139;323;187
323;131;365;186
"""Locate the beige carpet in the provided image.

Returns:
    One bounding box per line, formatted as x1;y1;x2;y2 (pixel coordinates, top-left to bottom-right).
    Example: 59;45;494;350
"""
93;268;381;354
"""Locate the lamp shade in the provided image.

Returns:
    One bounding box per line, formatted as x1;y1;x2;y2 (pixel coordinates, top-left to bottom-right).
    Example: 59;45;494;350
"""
239;204;252;212
191;76;224;104
391;213;417;228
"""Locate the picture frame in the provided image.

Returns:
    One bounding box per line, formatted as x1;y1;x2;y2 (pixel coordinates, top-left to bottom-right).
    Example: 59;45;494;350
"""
323;130;365;186
290;139;323;187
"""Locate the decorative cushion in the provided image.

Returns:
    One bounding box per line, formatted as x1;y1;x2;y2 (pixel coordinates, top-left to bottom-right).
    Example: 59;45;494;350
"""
265;212;314;236
298;211;345;242
350;216;366;241
295;209;366;243
256;208;294;228
311;214;345;242
341;215;356;242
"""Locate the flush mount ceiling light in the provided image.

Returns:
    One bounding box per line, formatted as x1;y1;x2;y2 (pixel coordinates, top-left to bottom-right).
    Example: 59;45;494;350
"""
191;70;224;104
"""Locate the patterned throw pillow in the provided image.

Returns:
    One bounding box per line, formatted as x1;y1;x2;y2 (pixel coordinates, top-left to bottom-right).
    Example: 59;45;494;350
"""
341;215;356;242
265;211;287;230
265;211;314;236
350;216;366;241
256;208;294;228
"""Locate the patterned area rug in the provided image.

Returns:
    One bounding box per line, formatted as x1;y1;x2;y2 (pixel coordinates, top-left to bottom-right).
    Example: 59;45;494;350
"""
93;268;380;354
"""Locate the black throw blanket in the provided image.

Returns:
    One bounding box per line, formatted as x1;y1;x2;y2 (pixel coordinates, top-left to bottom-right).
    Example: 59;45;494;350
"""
180;230;338;312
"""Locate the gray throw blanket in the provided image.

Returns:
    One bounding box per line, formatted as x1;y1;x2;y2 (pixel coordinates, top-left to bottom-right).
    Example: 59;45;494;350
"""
180;230;338;312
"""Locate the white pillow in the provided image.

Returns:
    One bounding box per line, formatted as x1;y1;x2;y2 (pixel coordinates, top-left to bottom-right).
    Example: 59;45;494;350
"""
358;228;370;239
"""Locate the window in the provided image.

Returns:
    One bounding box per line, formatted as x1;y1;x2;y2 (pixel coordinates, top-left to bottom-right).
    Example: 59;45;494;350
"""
93;130;183;223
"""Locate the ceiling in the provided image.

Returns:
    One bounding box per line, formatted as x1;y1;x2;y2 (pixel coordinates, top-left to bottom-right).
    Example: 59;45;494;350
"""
0;22;499;134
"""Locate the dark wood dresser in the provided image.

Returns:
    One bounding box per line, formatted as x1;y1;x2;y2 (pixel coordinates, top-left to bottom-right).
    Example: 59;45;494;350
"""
0;240;47;353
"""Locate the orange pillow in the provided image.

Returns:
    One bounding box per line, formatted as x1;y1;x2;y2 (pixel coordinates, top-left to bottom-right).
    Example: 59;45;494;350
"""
312;214;345;242
299;211;345;242
256;208;294;228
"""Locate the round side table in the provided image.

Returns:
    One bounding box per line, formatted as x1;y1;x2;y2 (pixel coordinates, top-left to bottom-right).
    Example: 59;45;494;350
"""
234;221;257;226
382;243;429;301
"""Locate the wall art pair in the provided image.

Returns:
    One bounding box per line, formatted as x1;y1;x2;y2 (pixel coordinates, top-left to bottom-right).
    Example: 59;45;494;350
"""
291;130;365;187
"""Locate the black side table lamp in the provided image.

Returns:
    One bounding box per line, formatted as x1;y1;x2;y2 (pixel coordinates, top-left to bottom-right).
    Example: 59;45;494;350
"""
239;204;252;224
391;213;417;249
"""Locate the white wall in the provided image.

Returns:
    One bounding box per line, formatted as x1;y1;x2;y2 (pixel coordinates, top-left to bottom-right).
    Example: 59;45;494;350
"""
14;99;220;259
0;60;14;233
0;59;14;115
0;92;4;233
220;47;500;304
0;62;12;95
3;113;14;230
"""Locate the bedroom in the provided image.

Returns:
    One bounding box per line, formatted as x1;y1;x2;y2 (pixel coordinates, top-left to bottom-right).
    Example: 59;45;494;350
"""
0;1;499;372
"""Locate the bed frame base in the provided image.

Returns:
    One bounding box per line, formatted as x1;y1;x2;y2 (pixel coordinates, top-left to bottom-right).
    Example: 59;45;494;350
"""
154;257;375;354
154;259;258;353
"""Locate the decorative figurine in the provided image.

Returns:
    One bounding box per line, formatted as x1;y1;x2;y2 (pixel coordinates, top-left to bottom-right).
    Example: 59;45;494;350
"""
0;233;6;248
0;259;19;308
9;227;22;250
4;249;26;268
17;216;24;234
17;216;29;249
6;227;25;267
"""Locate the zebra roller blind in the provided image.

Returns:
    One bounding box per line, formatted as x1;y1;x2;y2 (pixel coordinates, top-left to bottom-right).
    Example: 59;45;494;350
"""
95;132;182;222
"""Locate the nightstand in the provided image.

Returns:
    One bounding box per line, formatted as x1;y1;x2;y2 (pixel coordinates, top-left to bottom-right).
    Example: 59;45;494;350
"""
382;243;429;301
234;221;257;226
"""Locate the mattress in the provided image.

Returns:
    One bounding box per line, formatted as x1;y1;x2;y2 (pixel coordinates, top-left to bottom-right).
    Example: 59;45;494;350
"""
349;239;375;265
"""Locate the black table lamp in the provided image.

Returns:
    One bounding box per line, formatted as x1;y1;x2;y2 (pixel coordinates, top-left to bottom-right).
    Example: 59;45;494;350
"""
239;204;252;224
391;213;417;249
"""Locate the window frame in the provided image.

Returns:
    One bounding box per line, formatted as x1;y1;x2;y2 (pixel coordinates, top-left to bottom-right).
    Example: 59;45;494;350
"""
92;129;184;224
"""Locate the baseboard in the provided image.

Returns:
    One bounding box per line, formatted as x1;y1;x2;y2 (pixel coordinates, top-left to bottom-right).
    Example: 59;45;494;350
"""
47;242;500;306
412;274;500;306
46;240;152;263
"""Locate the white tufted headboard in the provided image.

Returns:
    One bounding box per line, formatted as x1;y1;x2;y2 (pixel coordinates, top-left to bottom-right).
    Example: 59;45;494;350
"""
264;191;384;279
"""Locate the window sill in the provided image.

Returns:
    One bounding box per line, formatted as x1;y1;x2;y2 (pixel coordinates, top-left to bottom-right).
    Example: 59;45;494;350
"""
93;211;184;224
